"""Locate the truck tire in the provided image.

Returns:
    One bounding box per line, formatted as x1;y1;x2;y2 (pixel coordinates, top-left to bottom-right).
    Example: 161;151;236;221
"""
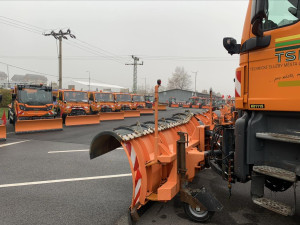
183;202;214;223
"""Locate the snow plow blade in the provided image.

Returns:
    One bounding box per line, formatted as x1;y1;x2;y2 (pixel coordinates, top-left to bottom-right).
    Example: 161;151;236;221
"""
65;115;100;126
15;118;63;134
99;112;124;121
90;112;206;212
123;110;140;118
0;124;6;141
157;104;167;111
139;108;154;115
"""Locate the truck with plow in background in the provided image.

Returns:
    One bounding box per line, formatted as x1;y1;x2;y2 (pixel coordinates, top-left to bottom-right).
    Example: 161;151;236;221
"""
114;92;140;117
131;94;153;115
55;89;99;126
89;91;124;121
8;84;62;134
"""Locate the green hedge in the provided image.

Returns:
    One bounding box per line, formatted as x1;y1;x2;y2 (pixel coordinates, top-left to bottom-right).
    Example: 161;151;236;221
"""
0;89;12;108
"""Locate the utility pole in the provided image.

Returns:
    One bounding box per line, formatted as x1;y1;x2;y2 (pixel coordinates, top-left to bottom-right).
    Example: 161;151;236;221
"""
6;65;10;88
86;71;91;91
192;71;198;94
44;29;76;89
125;55;143;93
142;77;147;94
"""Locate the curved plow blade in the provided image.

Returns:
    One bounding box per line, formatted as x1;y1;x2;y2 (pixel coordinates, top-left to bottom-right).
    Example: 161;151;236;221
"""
99;112;124;121
15;118;62;134
65;115;99;126
123;110;140;118
0;124;6;141
90;112;206;211
139;108;154;115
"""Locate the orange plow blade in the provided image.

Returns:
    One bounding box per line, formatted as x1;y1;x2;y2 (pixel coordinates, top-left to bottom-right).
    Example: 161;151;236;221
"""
65;115;100;126
15;118;62;134
90;112;209;212
0;124;6;140
99;112;124;121
139;108;154;115
123;110;140;118
157;104;167;111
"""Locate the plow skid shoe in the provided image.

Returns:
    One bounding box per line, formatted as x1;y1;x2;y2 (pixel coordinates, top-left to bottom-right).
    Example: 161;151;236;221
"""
123;110;140;118
90;112;206;212
15;118;63;134
139;108;154;115
65;115;100;126
99;112;124;121
0;125;6;140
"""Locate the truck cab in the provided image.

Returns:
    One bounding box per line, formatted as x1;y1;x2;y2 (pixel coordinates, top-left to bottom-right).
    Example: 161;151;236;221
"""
89;92;115;113
131;94;146;110
114;93;132;111
9;84;55;123
56;90;90;117
222;0;299;215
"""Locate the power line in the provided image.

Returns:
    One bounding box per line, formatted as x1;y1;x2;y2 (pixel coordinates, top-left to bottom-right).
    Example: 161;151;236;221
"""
0;16;45;31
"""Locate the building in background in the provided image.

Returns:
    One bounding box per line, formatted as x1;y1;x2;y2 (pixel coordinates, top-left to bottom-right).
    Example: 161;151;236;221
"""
158;89;221;103
10;74;47;85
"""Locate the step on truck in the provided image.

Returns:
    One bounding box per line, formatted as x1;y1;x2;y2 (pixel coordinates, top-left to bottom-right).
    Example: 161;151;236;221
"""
8;84;62;133
56;89;99;126
89;91;124;121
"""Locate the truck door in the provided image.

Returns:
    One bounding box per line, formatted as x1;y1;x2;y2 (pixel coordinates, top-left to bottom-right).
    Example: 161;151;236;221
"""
248;0;300;112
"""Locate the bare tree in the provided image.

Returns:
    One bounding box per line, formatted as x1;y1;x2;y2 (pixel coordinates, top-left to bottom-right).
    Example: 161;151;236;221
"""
167;67;191;90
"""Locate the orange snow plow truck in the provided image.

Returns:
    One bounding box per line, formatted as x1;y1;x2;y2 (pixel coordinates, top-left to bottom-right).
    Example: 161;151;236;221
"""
114;93;140;117
8;84;62;134
56;89;99;126
131;94;153;115
89;91;124;121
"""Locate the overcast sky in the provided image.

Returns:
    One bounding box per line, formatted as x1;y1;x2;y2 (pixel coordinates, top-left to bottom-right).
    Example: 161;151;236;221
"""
0;0;248;95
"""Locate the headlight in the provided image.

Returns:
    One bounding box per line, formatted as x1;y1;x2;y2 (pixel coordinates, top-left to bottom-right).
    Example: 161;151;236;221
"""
97;105;100;108
84;106;88;109
66;106;71;109
19;105;25;110
47;106;53;110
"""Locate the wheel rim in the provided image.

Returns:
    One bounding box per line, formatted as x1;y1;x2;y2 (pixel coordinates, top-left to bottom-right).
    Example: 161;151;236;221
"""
188;205;208;218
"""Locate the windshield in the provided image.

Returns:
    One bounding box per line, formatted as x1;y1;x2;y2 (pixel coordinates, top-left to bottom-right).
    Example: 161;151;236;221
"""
116;94;131;102
64;91;88;102
18;88;52;105
145;96;154;102
95;93;114;102
132;95;145;102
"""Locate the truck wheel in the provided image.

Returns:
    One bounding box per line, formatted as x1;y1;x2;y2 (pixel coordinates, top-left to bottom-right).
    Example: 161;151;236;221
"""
183;202;214;223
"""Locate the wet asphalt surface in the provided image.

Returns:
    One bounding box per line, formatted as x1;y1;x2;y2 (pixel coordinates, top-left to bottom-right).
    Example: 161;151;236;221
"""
0;107;299;225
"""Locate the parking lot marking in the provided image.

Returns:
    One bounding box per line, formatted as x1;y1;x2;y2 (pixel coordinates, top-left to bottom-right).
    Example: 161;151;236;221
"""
48;147;123;154
0;140;30;148
0;173;132;188
48;149;89;153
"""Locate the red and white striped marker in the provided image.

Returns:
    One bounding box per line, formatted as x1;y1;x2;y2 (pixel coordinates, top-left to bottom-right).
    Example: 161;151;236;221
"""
125;142;142;206
235;70;241;97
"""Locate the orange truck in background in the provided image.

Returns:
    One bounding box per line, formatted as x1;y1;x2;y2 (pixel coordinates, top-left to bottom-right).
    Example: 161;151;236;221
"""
131;94;154;114
89;91;115;113
114;93;133;111
8;84;62;133
55;89;99;126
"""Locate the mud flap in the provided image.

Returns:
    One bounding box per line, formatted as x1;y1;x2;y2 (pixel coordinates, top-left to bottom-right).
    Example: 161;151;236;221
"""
65;115;99;126
15;118;63;134
123;110;140;118
0;124;6;141
99;112;124;121
193;187;223;212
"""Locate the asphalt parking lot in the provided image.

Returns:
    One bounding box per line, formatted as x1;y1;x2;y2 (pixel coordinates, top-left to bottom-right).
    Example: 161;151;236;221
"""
0;107;299;225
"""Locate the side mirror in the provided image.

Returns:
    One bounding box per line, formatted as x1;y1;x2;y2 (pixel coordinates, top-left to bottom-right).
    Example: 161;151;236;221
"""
12;93;16;101
114;100;116;103
53;96;57;102
223;37;241;55
251;0;268;37
95;100;97;103
64;100;67;104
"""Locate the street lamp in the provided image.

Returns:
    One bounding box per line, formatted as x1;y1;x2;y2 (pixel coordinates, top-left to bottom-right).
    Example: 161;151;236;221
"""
86;71;91;91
